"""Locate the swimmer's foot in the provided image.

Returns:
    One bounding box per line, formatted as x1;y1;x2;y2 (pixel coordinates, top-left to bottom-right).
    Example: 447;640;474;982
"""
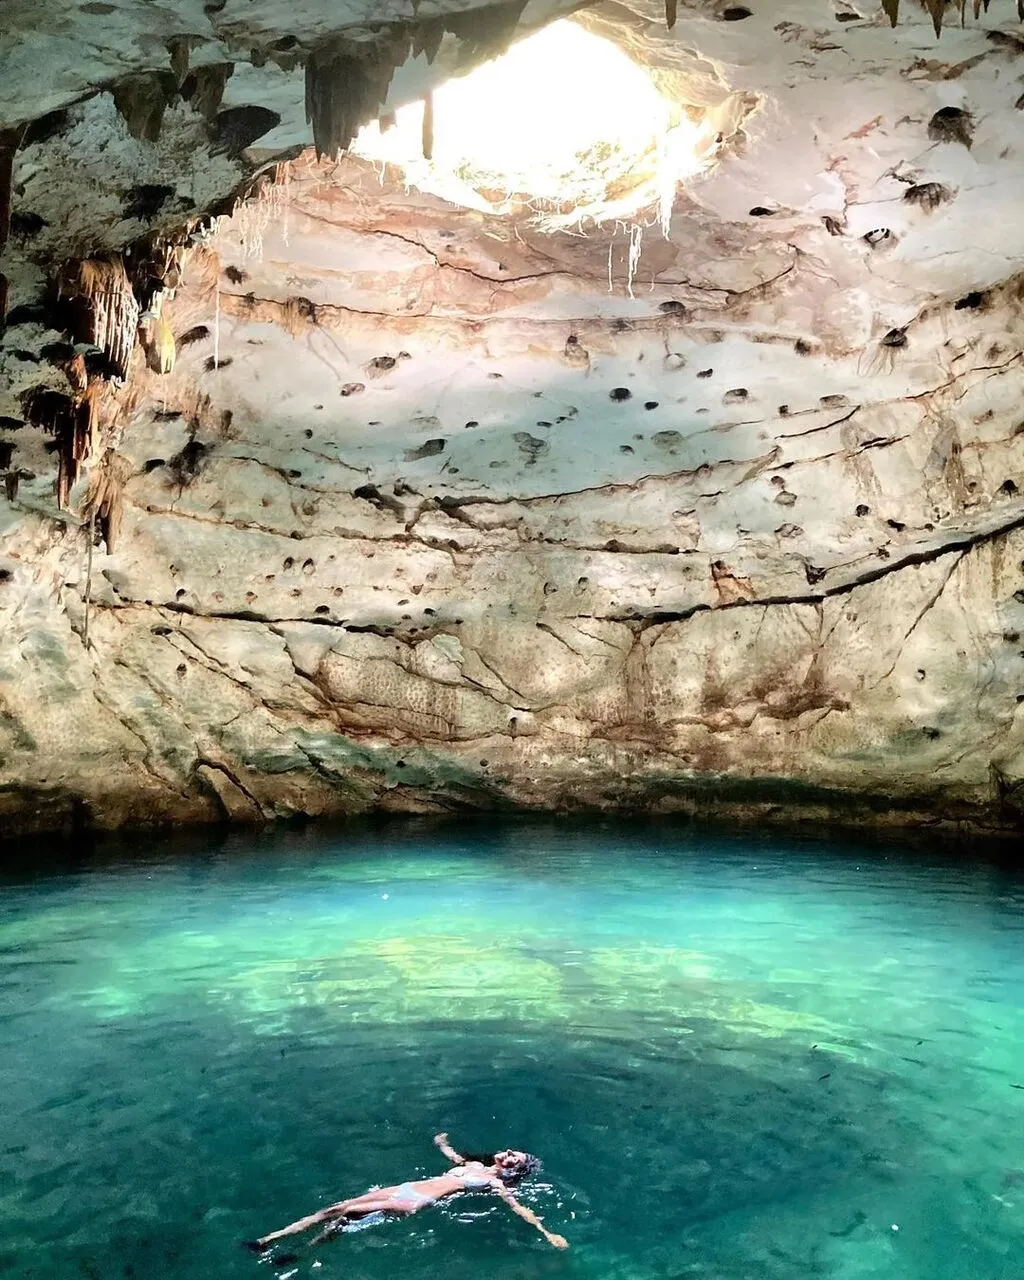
242;1240;270;1256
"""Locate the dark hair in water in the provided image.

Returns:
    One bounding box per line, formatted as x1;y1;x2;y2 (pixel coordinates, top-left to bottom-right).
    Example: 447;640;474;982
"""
463;1152;541;1184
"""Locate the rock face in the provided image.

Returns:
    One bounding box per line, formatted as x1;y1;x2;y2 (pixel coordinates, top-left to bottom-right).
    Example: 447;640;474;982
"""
2;2;1024;834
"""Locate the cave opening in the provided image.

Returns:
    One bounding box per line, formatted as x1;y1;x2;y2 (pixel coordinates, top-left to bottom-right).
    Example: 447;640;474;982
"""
352;19;712;231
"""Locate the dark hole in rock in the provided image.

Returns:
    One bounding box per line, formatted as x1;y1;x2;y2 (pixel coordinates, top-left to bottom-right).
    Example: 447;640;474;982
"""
288;469;302;479
653;430;683;447
224;265;247;284
922;726;941;740
697;368;713;379
405;438;446;461
9;211;47;239
4;303;49;327
904;182;952;211
954;291;986;310
0;569;12;583
577;577;589;587
620;444;635;453
369;355;397;372
0;443;13;470
22;108;70;147
537;420;552;427
659;300;687;314
0;417;24;431
836;10;859;19
464;421;479;429
721;5;753;17
178;325;210;348
203;355;233;372
1014;589;1024;604
749;206;776;217
794;339;812;355
881;328;908;348
864;228;892;246
213;105;281;155
168;439;209;485
611;318;633;332
143;458;165;473
778;405;790;416
822;215;844;236
645;401;659;410
40;342;76;363
175;588;187;600
340;383;365;396
999;479;1018;495
304;428;313;439
820;394;848;408
856;504;870;516
315;604;329;614
928;106;973;149
887;518;906;532
805;564;827;584
609;387;632;401
283;557;295;570
723;388;749;403
272;34;298;50
123;184;174;221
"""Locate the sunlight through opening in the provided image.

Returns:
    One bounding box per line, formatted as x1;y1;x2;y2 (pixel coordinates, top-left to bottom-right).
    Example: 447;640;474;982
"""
353;20;711;231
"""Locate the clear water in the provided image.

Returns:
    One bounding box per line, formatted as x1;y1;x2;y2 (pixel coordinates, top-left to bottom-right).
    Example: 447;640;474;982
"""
2;818;1024;1280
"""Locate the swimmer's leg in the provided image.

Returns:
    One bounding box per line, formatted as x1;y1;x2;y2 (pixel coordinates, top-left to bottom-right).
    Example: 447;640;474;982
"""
245;1201;352;1252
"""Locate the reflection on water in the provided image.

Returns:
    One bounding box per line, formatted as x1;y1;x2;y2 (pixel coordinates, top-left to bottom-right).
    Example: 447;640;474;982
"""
1;818;1023;1280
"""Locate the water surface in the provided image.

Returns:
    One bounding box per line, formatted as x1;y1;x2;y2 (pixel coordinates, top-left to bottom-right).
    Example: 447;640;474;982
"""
2;818;1023;1280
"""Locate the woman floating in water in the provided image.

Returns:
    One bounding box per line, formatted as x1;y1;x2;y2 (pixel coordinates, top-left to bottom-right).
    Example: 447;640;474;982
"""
246;1133;568;1254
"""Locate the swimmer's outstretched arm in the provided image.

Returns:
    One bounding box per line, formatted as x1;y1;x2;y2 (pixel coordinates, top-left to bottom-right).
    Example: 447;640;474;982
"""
433;1132;465;1164
493;1184;568;1250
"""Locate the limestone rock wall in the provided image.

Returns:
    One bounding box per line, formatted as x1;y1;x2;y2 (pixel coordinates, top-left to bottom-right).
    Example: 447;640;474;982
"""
3;2;1024;834
3;139;1024;834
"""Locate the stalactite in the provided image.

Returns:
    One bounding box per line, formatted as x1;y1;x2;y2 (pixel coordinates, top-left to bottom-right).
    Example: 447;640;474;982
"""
304;41;381;161
60;255;140;380
442;0;529;68
422;91;434;162
0;125;25;324
181;63;235;122
111;71;177;142
881;0;1021;32
81;450;131;553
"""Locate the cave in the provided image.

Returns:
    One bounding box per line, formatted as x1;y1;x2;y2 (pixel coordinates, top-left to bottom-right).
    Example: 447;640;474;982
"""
2;0;1024;836
6;5;1024;1275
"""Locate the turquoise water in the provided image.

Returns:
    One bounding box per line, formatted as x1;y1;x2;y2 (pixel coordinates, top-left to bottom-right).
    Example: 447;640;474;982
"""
2;819;1024;1280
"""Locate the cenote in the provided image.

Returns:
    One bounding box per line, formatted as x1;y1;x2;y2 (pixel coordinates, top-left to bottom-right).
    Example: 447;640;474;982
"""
2;818;1023;1280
